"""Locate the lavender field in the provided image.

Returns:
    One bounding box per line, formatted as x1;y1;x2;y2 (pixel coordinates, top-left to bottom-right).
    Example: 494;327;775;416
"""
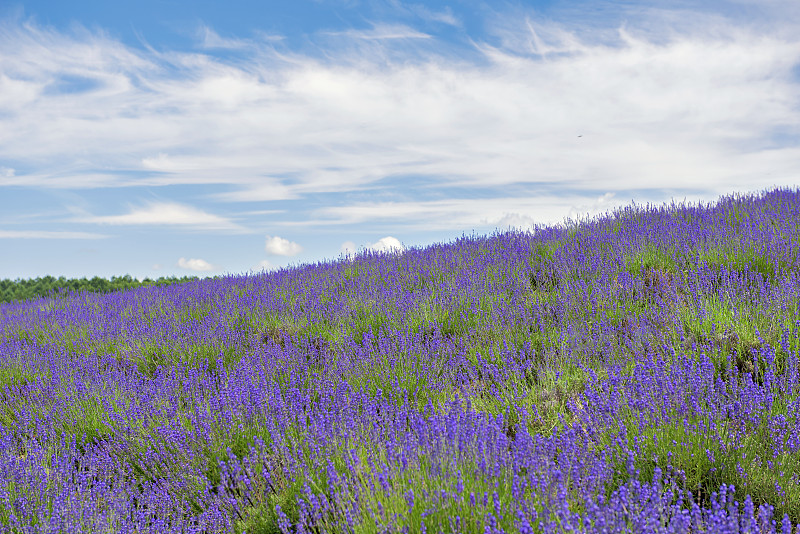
1;188;799;533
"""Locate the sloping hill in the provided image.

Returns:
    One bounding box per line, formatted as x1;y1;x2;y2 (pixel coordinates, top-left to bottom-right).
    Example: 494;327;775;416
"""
0;187;798;532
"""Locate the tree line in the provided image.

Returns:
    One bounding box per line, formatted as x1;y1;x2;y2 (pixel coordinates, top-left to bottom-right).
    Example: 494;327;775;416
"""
0;275;200;305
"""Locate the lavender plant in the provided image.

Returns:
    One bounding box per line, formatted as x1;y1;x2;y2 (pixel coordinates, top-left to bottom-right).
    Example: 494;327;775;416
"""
0;187;799;533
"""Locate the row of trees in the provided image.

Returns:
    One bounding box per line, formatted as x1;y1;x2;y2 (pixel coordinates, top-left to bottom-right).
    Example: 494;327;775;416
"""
0;275;200;305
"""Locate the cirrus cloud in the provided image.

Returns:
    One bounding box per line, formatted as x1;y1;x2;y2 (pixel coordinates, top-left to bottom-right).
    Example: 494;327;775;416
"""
0;230;108;239
76;202;247;232
2;10;799;207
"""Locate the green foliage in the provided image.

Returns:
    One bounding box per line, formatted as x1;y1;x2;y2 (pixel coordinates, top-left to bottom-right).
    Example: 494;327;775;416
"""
624;242;681;277
694;241;795;285
607;397;800;524
526;241;562;290
346;299;389;346
343;265;361;281
131;341;242;378
0;362;43;393
676;293;788;383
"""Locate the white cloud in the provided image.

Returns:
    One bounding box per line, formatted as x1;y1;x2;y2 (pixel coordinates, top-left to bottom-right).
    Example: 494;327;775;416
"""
0;171;143;189
339;240;357;256
407;5;460;27
311;198;547;227
0;230;108;239
323;23;431;40
214;179;296;202
250;259;274;272
141;153;179;171
566;192;618;222
77;202;246;232
494;213;539;232
177;257;218;272
0;167;14;177
196;25;251;50
297;195;634;232
265;235;303;256
1;11;800;233
338;237;404;257
368;236;405;253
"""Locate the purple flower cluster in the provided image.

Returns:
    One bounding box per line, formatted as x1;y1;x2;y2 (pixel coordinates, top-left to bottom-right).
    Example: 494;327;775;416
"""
0;187;799;532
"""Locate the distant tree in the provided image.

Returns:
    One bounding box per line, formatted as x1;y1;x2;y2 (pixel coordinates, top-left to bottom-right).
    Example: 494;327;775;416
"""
0;274;200;304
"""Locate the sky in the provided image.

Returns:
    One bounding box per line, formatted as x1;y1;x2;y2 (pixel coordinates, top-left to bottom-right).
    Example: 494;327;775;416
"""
1;0;799;280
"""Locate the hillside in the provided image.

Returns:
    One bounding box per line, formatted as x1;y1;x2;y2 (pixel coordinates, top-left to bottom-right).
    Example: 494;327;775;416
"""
0;188;799;533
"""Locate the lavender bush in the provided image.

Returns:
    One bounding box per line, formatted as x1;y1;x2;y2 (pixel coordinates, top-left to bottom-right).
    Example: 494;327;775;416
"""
1;187;799;533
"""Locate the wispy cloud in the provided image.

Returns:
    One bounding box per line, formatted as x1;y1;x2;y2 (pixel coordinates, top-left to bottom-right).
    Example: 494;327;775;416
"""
76;202;246;232
406;4;459;27
565;192;618;222
322;23;431;40
214;179;297;202
494;213;540;232
264;235;303;256
0;230;108;239
196;25;252;50
302;196;626;231
177;257;219;272
1;8;800;233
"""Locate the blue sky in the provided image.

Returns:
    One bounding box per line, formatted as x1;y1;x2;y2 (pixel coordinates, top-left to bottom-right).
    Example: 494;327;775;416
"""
1;0;799;280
